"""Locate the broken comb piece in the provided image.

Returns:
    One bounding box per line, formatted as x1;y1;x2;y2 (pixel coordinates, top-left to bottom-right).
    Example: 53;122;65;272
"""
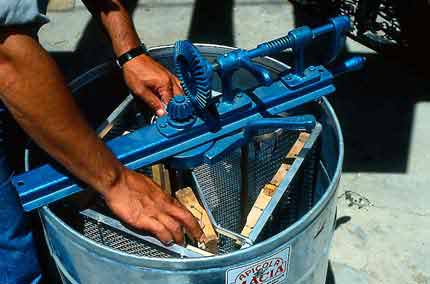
176;187;219;254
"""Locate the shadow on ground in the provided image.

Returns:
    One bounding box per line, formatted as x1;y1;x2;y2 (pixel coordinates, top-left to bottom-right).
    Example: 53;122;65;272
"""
326;261;336;284
188;0;235;46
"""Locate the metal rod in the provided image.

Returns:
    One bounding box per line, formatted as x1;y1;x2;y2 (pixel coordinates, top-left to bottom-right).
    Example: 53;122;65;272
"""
96;93;134;138
240;145;250;227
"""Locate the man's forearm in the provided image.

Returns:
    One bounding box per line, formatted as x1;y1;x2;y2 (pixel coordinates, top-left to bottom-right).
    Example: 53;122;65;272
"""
0;30;124;194
82;0;184;117
82;0;141;56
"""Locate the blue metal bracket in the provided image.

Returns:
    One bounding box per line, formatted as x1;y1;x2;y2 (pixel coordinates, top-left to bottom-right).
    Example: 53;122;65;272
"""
211;15;352;98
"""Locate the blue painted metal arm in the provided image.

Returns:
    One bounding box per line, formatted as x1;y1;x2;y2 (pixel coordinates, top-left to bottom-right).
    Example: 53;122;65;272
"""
244;115;316;135
331;56;366;77
13;107;318;212
204;115;316;163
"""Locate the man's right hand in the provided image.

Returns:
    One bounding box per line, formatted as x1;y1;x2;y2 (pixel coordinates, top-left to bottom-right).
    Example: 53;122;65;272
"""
103;168;204;246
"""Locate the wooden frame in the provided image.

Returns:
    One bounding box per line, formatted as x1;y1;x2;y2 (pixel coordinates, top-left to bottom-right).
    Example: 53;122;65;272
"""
240;132;311;238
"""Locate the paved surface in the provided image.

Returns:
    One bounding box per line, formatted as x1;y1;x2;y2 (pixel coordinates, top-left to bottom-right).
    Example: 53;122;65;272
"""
39;1;430;283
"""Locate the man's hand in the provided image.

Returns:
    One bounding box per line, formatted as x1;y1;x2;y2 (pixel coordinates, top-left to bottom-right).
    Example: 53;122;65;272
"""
104;169;204;245
123;54;182;116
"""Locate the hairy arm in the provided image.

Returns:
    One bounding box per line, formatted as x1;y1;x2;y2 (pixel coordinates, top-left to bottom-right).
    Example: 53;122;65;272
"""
81;0;140;56
0;30;123;193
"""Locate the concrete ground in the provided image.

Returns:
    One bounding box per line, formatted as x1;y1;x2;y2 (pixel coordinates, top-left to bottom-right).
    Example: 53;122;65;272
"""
39;1;430;283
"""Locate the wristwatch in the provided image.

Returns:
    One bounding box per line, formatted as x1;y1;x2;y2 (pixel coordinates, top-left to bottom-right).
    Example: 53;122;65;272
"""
115;43;149;68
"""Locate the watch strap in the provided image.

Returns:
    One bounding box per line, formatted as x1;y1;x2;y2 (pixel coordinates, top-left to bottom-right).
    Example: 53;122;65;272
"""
115;43;148;68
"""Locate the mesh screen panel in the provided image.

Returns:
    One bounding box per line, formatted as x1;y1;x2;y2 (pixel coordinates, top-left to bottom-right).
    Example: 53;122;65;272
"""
246;131;300;205
82;216;175;258
58;130;318;257
192;149;243;253
192;130;303;253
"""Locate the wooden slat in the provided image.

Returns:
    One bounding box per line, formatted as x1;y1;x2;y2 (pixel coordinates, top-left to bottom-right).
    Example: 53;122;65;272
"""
97;123;114;139
176;187;218;254
185;245;214;257
151;164;172;195
287;132;310;159
270;164;291;187
239;132;310;239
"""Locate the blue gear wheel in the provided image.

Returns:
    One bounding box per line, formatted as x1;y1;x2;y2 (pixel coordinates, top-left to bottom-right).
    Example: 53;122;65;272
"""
174;40;213;112
166;95;193;121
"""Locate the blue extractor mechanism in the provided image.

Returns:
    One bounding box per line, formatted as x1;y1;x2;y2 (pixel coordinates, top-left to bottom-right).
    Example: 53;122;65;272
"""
13;16;365;213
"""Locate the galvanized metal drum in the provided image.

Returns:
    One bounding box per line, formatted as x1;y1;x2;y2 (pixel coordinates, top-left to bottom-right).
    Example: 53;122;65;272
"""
39;44;343;284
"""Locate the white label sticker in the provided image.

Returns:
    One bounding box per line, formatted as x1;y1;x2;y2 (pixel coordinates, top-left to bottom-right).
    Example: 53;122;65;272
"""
226;246;291;284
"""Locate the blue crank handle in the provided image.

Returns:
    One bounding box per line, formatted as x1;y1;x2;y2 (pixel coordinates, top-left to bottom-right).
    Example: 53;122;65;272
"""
331;56;366;77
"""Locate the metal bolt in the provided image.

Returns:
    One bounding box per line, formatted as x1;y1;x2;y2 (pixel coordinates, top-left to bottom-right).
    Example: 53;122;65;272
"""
287;75;293;80
309;66;315;71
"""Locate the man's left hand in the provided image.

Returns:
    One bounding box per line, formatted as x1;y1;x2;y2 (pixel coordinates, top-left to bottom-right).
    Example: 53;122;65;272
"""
123;54;182;116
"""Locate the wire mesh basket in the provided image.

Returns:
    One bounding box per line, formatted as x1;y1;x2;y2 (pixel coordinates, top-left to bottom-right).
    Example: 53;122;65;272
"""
50;121;321;258
192;126;320;254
